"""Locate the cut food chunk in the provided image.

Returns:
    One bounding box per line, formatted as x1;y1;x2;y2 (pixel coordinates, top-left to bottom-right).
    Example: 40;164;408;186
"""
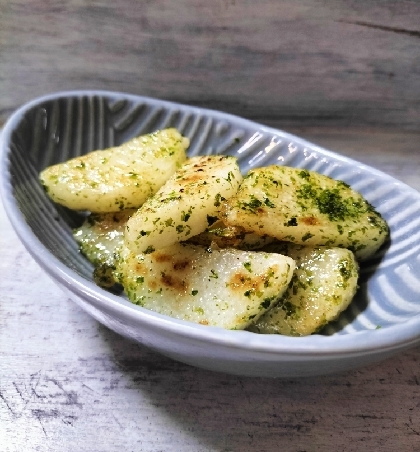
116;242;295;330
73;209;135;287
125;155;242;254
223;166;389;260
187;220;274;250
249;243;359;336
40;128;189;212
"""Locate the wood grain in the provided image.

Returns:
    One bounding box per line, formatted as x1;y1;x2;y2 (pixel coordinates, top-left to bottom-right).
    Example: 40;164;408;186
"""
1;129;420;452
1;0;420;130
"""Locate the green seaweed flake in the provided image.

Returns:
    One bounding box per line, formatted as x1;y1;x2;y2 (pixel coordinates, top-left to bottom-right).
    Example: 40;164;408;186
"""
297;182;369;222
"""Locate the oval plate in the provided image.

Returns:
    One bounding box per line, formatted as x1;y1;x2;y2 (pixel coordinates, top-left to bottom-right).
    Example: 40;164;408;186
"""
1;90;420;377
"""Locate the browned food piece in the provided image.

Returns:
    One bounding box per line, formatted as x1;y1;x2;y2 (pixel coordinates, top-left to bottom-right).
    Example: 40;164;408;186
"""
223;165;389;260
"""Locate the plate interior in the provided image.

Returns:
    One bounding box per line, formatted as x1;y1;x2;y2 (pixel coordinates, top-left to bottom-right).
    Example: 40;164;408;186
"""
4;92;420;336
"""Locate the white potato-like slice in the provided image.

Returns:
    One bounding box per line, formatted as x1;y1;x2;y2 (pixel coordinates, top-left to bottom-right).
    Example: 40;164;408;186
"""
125;155;243;254
223;166;389;260
73;209;135;287
40;128;189;213
116;242;295;329
249;243;359;336
187;220;274;250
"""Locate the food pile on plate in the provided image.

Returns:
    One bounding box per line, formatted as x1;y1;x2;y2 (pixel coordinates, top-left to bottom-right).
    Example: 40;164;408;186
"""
39;129;389;336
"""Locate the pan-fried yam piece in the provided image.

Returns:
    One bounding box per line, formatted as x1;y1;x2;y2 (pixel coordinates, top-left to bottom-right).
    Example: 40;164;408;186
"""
73;209;135;287
223;166;389;260
40;128;189;213
116;242;295;330
187;220;274;250
125;155;242;254
249;243;359;336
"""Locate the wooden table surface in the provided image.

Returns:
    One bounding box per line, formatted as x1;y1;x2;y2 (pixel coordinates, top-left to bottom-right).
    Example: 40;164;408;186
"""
2;1;420;450
1;128;420;452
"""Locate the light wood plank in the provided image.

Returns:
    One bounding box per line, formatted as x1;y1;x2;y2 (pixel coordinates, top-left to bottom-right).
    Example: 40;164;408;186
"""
1;129;420;451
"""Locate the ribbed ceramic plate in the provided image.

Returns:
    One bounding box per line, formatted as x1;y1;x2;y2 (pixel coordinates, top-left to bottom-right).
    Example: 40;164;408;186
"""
1;91;420;377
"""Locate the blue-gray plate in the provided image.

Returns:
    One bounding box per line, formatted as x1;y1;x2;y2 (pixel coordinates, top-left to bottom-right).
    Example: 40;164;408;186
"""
1;91;420;377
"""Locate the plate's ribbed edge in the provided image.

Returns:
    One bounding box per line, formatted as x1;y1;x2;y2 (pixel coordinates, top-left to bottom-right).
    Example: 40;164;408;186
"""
1;90;420;348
